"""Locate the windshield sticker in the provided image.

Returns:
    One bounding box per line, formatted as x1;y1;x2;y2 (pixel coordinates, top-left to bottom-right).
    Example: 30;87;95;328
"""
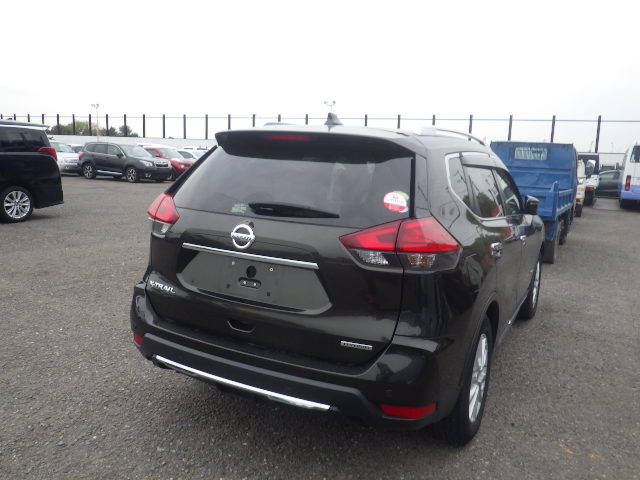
383;191;409;213
231;203;248;214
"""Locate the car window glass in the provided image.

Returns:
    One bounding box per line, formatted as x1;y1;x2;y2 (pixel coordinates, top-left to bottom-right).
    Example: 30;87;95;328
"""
448;156;472;209
94;144;108;154
494;169;521;215
599;172;613;181
466;166;505;218
632;146;640;163
175;137;413;229
0;128;47;152
107;145;121;155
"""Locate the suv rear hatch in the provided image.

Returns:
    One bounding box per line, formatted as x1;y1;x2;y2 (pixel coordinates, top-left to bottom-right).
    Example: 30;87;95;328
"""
146;131;415;365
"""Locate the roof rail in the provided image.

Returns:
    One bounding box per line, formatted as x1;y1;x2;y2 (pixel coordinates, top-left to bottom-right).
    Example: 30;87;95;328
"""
419;126;485;146
0;119;48;129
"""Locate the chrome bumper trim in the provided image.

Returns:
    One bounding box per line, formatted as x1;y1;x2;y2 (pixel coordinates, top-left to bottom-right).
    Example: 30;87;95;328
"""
182;242;319;270
154;355;331;411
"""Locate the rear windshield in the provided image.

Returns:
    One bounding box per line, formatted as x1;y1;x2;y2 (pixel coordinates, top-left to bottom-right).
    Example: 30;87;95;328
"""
175;134;413;228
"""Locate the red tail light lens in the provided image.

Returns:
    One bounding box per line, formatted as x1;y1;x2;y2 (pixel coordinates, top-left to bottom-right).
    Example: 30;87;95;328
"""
625;175;631;191
396;218;461;253
379;402;436;419
339;220;402;251
147;193;179;224
132;332;143;346
339;218;461;271
38;146;58;161
264;134;310;142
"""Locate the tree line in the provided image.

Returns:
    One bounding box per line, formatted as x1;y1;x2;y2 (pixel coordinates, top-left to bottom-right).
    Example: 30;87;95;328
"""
48;121;139;137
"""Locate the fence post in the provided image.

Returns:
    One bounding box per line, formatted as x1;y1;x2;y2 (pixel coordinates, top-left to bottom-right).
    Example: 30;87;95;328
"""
13;114;16;120
162;114;166;138
183;114;187;139
305;114;308;125
88;114;92;135
228;114;231;130
105;114;109;135
72;114;76;135
124;114;128;137
27;114;31;122
508;114;513;140
205;114;209;140
42;114;45;125
56;113;60;132
432;114;436;125
252;114;256;127
277;114;281;123
595;115;602;153
143;114;146;138
0;114;3;119
364;114;368;127
468;114;473;134
397;114;401;129
550;115;556;142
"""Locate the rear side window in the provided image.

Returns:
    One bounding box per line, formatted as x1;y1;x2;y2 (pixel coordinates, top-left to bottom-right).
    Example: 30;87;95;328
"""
631;146;640;163
107;145;121;156
448;156;473;210
0;127;47;152
94;144;108;154
466;167;505;218
175;134;413;228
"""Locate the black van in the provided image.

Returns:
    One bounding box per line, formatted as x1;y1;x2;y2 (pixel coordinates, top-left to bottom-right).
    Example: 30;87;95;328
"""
0;120;63;222
130;116;544;445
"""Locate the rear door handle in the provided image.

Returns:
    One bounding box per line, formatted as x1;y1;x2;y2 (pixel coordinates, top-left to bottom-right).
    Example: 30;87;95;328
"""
490;242;503;259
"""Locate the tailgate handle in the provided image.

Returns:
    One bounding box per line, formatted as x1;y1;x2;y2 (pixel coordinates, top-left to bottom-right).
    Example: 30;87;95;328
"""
228;318;255;333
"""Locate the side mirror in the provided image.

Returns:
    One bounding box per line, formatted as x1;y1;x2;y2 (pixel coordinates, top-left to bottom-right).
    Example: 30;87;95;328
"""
116;153;124;158
524;195;539;215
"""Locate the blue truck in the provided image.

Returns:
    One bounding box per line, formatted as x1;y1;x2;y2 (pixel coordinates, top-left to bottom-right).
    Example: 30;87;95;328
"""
490;141;577;264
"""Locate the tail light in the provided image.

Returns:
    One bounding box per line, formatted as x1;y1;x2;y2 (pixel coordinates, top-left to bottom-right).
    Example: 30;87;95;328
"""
38;146;58;161
132;332;143;346
147;192;179;237
340;217;461;272
625;175;631;191
78;152;84;158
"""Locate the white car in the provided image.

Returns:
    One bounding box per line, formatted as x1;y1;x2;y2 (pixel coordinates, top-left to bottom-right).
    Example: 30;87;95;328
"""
177;149;202;160
50;141;81;174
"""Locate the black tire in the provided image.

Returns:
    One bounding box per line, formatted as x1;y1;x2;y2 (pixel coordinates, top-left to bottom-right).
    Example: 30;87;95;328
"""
125;167;139;183
167;168;177;182
433;316;493;445
558;218;568;246
82;163;96;179
0;186;34;223
543;222;560;264
517;254;541;320
575;204;583;217
584;192;593;206
619;199;630;209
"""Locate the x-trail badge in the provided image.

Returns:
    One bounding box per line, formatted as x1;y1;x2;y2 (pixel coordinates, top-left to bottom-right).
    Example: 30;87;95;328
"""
231;223;255;250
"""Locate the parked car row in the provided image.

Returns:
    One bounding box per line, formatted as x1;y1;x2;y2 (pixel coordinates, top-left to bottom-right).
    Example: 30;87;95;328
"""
47;140;213;183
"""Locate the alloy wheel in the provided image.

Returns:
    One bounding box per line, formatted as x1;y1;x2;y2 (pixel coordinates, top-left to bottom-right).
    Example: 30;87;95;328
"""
469;333;488;423
3;190;31;220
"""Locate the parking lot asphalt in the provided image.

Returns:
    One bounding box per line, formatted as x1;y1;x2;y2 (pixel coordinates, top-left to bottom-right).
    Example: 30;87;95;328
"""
1;177;639;480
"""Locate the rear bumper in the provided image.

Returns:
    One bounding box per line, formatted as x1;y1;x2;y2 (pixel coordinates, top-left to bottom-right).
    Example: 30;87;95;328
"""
130;282;457;430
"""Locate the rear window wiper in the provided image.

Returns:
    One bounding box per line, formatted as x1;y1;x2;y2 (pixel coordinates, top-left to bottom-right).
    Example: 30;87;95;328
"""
248;202;339;218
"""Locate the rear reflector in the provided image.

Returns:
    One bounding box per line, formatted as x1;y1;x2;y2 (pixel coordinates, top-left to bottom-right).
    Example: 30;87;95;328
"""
132;332;143;345
379;403;436;419
147;192;179;224
625;175;631;191
38;146;58;161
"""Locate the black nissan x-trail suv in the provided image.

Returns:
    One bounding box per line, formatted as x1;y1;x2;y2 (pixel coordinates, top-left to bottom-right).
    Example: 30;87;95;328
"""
131;116;544;445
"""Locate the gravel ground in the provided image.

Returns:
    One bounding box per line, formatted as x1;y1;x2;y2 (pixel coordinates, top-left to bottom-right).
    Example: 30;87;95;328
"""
1;178;638;480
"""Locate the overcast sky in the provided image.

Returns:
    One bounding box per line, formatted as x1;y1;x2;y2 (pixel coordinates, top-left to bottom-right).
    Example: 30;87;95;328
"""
2;0;639;150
